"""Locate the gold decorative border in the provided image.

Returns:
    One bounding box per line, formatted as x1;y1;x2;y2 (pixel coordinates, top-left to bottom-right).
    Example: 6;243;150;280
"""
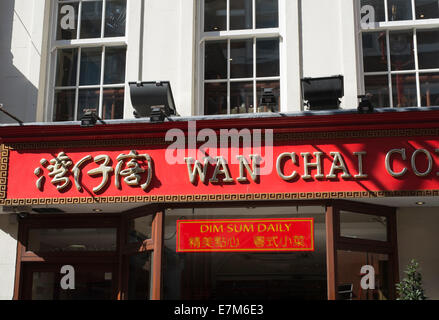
2;190;439;206
0;144;10;203
4;127;439;151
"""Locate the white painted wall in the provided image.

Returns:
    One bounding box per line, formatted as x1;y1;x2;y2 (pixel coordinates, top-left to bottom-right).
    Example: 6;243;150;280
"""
0;0;46;123
0;0;365;121
141;0;196;117
0;215;18;300
301;0;359;109
397;207;439;300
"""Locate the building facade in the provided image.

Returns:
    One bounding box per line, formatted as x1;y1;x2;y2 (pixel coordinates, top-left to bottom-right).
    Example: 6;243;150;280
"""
0;0;438;300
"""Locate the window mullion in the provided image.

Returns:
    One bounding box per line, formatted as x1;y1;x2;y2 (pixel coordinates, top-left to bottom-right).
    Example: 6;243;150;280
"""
227;0;230;31
413;29;421;107
227;39;231;114
253;0;257;112
384;0;389;22
253;37;257;113
411;0;416;21
101;0;107;38
252;0;256;30
75;47;82;121
386;30;393;107
77;0;83;40
100;46;106;118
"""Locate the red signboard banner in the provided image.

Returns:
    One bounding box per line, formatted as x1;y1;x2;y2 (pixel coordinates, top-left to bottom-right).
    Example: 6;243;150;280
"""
2;134;439;205
176;218;314;253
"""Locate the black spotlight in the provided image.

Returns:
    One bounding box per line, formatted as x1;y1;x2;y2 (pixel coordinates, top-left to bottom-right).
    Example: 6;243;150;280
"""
129;81;178;122
301;75;344;110
80;109;105;127
358;94;374;113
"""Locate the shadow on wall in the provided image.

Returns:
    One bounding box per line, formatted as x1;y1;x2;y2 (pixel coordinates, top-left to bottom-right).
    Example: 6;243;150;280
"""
0;0;39;124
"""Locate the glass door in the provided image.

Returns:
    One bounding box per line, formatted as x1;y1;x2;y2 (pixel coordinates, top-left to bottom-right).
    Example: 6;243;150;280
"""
332;202;398;300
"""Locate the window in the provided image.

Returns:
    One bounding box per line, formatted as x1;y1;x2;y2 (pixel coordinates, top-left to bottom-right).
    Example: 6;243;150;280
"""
51;0;127;121
200;0;281;115
163;206;327;300
360;0;439;108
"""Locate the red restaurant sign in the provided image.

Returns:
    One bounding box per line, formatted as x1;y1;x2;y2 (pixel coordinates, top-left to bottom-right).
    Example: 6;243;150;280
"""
1;128;439;205
176;218;315;252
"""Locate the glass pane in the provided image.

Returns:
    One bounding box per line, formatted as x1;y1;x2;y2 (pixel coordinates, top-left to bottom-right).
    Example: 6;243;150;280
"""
360;0;386;22
128;253;151;300
364;75;390;108
104;47;126;84
128;215;154;243
28;228;117;252
230;82;253;114
230;0;252;30
337;251;391;300
58;268;113;300
417;29;439;70
389;30;415;71
30;266;113;300
56;48;78;87
392;73;417;107
230;39;253;79
420;73;439;106
256;38;279;77
163;207;327;300
415;0;439;19
362;32;388;72
80;48;102;86
204;0;227;32
102;88;124;119
80;1;103;38
205;41;227;80
57;2;79;40
31;272;55;300
105;0;126;37
388;0;413;21
54;89;76;122
204;82;227;115
256;0;279;28
78;89;100;120
340;211;387;242
257;80;280;112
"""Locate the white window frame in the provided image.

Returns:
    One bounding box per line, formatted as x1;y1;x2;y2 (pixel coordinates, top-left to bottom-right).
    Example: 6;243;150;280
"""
45;0;142;122
359;0;439;108
196;0;283;115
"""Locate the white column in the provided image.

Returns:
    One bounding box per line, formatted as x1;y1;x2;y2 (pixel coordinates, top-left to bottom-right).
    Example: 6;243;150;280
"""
280;0;303;112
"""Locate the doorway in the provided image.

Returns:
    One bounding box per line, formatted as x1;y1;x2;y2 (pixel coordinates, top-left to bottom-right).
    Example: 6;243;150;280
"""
14;200;398;300
331;201;398;300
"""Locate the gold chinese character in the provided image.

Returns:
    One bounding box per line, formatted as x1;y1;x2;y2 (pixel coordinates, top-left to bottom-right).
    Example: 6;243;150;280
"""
34;167;45;191
87;155;114;193
189;237;201;249
293;236;306;247
214;237;226;248
228;237;240;248
265;236;279;248
280;235;293;248
115;150;152;190
46;152;73;191
202;237;214;248
254;236;265;248
72;155;92;191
